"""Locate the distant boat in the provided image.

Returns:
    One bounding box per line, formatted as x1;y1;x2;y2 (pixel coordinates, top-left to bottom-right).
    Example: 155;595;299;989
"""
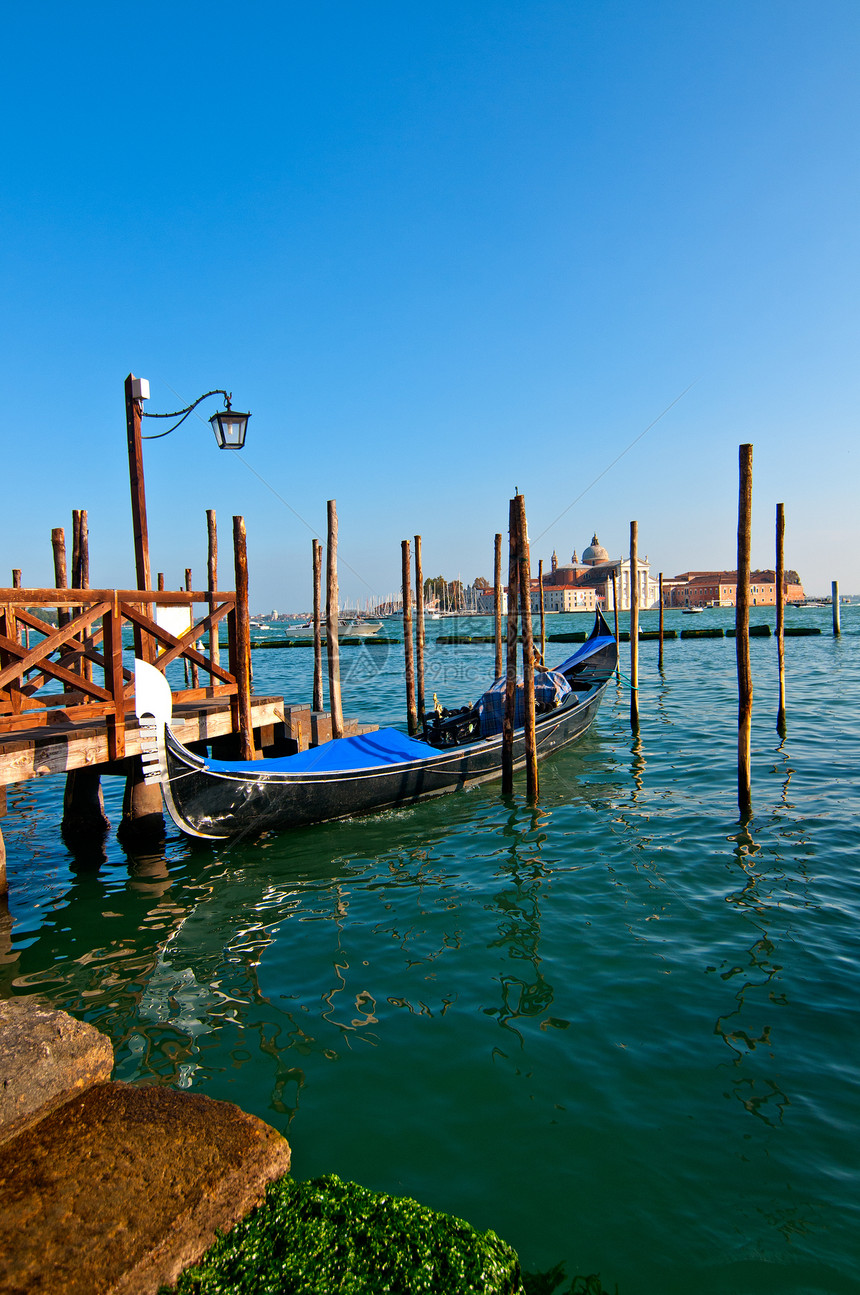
682;607;705;615
285;618;383;638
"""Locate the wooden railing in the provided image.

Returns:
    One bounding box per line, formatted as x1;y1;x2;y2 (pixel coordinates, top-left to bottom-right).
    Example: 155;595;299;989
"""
0;588;247;760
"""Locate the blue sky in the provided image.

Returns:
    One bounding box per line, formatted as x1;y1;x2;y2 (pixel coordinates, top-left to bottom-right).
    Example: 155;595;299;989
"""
2;1;858;608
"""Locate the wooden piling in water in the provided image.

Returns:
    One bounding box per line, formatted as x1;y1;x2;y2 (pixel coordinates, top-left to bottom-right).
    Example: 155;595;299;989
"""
326;501;344;740
629;521;639;730
401;540;418;736
312;538;324;712
414;535;425;726
776;504;785;733
494;533;503;680
736;444;753;819
207;510;220;670
516;495;538;802
502;499;519;796
232;515;256;760
658;572;664;670
184;570;199;689
51;528;71;630
538;558;546;663
832;581;840;636
11;570;21;588
611;569;620;669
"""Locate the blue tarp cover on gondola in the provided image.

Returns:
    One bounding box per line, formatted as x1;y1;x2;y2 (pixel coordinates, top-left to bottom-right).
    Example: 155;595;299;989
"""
555;635;616;675
477;670;571;738
201;727;435;776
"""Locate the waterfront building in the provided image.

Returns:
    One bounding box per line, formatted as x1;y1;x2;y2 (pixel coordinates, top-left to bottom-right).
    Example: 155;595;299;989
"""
667;570;805;607
543;534;659;611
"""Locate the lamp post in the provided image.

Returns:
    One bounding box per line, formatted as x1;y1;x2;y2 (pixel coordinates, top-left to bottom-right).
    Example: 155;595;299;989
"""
124;374;251;596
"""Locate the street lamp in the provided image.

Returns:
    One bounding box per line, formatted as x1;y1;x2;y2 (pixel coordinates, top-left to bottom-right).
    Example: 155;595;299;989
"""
136;381;251;451
124;374;252;597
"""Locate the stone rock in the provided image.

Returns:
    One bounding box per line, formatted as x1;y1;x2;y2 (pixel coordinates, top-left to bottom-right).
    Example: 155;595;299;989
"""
0;998;114;1146
0;1080;292;1295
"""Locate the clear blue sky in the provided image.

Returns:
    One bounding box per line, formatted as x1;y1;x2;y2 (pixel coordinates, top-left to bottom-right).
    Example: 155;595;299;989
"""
2;1;858;608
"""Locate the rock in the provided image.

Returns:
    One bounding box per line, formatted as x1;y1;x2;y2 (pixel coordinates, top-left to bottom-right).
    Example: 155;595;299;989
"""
0;1080;292;1295
0;998;114;1146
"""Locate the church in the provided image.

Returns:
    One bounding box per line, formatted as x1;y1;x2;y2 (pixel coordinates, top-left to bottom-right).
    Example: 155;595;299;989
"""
538;534;659;611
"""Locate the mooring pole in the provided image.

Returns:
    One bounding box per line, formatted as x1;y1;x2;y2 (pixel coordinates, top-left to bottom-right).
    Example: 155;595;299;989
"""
326;500;344;739
312;538;324;712
658;572;664;671
232;515;256;760
611;569;620;672
629;521;639;730
185;569;199;689
494;532;503;679
538;557;546;663
207;509;220;670
415;534;425;726
502;499;519;795
402;540;418;735
51;527;71;630
516;495;539;802
776;503;786;733
736;444;753;819
832;581;841;636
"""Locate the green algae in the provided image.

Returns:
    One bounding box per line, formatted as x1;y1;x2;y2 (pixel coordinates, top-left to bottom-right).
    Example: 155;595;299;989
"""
162;1173;525;1294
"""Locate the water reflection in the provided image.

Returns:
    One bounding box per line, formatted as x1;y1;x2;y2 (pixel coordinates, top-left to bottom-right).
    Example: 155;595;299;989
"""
714;822;790;1128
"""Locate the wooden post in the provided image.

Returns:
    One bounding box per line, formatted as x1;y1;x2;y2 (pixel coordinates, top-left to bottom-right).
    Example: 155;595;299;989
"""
494;533;503;679
157;572;165;592
232;515;256;760
402;540;418;735
538;558;546;663
312;538;324;712
502;499;519;795
207;509;220;671
11;570;26;653
629;522;639;730
118;759;164;845
611;569;620;669
62;767;110;843
185;569;199;688
516;495;538;802
51;527;71;629
776;504;786;733
832;580;840;636
64;508;103;833
415;534;425;726
658;572;664;671
736;444;753;819
125;373;154;664
326;500;344;739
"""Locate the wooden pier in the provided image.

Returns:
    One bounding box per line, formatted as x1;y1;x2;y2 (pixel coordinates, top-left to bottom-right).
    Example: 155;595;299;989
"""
0;584;291;882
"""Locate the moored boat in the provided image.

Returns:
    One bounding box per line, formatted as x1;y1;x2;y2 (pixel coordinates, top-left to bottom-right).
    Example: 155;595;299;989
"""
135;611;618;841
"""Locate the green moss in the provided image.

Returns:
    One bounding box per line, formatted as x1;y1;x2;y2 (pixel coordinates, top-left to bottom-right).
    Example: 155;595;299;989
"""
162;1174;525;1294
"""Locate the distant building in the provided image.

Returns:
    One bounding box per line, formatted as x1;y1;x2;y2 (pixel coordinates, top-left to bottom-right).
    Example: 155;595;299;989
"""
543;534;658;611
478;532;659;613
667;570;805;607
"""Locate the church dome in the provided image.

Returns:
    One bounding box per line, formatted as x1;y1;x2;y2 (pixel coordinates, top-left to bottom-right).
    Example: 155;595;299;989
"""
582;533;609;565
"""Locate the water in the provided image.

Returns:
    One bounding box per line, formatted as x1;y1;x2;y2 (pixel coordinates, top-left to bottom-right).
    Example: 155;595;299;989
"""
2;606;859;1294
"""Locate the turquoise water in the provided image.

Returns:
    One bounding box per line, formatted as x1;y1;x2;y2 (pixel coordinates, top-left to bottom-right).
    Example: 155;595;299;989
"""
2;606;858;1294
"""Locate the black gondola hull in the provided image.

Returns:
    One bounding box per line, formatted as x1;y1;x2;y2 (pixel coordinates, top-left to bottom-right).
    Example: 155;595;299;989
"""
150;611;619;840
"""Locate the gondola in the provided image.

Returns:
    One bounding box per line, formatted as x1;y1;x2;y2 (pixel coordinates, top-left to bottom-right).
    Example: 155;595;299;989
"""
135;610;618;841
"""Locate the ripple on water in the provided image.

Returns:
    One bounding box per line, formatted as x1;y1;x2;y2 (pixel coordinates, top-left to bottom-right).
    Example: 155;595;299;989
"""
2;614;859;1292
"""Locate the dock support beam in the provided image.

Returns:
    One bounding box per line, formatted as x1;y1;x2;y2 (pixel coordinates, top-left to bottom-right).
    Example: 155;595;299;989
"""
62;768;110;843
118;758;164;844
